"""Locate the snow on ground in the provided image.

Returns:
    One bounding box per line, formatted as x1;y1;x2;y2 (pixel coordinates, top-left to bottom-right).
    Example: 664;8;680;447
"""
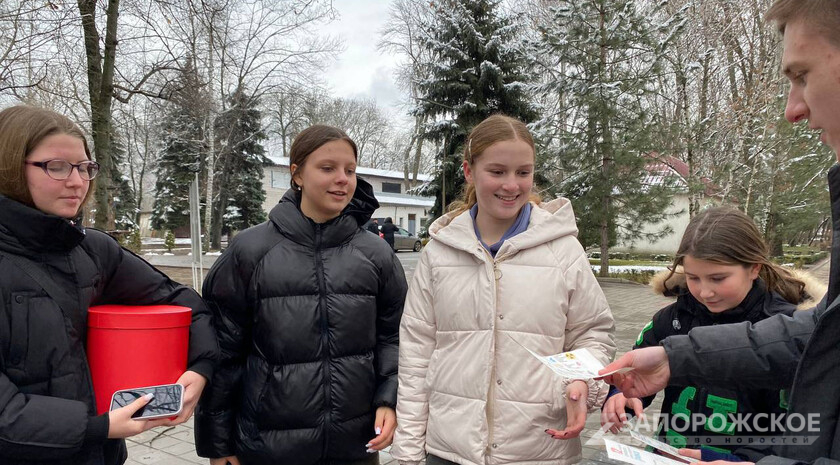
142;237;196;245
590;265;668;273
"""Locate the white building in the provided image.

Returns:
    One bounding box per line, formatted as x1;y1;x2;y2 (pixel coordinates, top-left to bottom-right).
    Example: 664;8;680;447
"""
263;156;435;236
614;157;720;254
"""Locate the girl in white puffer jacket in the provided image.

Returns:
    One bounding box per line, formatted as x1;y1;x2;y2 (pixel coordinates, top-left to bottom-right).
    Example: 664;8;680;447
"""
391;114;616;465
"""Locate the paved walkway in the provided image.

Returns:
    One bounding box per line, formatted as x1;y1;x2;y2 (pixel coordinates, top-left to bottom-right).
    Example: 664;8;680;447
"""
127;255;830;465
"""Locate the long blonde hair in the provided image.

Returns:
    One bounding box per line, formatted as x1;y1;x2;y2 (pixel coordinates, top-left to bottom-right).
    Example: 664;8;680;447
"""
448;114;540;216
665;206;806;304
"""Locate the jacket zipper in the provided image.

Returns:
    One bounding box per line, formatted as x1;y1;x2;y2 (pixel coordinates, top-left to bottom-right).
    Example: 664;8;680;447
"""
315;224;332;458
486;252;503;455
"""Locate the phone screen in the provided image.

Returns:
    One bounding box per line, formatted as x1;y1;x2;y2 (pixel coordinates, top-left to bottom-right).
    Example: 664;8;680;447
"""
110;384;183;419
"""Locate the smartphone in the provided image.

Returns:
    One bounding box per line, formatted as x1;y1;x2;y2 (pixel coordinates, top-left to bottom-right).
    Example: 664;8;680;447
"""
109;383;184;420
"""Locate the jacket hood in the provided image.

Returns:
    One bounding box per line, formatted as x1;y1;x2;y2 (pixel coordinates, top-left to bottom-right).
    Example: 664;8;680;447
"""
428;197;579;255
827;163;840;304
0;194;86;255
650;267;827;310
343;178;380;225
268;178;379;248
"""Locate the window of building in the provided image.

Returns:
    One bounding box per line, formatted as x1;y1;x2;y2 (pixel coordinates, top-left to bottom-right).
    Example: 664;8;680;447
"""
382;182;401;194
271;169;291;189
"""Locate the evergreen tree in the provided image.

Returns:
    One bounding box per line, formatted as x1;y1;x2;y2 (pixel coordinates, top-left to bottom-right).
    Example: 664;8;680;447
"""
110;133;138;231
415;0;539;218
209;85;269;249
533;0;683;275
761;97;834;254
151;58;210;232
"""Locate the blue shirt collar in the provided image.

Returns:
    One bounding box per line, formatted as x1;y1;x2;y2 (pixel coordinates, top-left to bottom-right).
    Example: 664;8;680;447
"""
470;203;532;257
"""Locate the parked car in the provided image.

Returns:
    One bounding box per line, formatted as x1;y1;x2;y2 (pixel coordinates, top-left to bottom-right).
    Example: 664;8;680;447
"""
378;226;422;252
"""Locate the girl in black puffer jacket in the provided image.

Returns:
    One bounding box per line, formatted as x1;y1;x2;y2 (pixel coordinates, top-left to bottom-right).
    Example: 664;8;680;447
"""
195;125;407;465
0;106;219;465
601;207;825;463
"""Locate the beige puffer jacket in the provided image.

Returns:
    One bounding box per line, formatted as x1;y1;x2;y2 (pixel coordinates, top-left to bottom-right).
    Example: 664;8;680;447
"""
391;198;616;465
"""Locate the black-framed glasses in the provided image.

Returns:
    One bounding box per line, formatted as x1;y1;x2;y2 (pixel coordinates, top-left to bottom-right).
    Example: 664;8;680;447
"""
25;159;101;180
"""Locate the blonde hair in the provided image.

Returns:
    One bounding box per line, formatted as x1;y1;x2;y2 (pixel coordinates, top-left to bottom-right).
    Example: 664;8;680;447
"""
0;105;94;209
449;114;540;216
664;206;806;304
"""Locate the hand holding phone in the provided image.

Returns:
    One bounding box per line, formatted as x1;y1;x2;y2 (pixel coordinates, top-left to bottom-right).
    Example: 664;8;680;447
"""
110;383;184;420
107;393;170;438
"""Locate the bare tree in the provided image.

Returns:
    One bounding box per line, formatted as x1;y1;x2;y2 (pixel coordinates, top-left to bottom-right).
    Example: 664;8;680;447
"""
113;99;160;225
378;0;435;189
143;0;339;247
0;1;75;95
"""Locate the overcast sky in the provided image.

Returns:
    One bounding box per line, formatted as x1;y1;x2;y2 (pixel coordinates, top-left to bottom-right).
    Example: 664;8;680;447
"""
322;0;407;121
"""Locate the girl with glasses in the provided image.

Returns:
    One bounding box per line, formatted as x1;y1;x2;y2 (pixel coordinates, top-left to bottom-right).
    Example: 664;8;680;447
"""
0;105;219;465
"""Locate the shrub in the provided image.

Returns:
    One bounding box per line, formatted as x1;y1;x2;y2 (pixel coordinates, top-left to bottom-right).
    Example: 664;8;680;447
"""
125;229;142;254
164;230;176;253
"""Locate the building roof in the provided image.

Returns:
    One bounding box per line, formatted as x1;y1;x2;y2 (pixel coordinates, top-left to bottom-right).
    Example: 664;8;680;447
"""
266;156;433;182
374;192;436;207
644;154;721;197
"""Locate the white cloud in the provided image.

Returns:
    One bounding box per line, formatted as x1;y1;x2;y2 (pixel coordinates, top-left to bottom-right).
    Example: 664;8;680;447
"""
323;0;406;116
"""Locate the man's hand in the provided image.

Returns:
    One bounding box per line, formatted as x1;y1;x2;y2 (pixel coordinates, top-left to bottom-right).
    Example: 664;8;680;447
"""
601;392;644;433
598;347;670;398
547;380;588;440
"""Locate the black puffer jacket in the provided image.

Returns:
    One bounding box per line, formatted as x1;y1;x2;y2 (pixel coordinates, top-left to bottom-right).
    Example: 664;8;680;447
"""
0;195;219;465
633;278;797;456
195;179;407;465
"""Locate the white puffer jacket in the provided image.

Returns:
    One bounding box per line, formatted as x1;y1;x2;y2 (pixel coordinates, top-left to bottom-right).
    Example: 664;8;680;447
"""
391;198;616;465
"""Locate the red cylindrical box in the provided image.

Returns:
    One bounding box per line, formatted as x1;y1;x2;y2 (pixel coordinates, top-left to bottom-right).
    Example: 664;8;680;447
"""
87;305;191;415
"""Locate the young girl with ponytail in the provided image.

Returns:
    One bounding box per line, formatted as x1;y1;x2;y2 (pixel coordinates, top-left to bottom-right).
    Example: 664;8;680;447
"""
602;206;826;462
391;114;616;465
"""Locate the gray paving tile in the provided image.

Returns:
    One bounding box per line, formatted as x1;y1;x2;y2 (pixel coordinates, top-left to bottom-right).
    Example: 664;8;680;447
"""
132;271;681;464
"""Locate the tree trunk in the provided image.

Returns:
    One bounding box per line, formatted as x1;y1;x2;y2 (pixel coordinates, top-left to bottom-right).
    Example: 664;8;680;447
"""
203;23;217;251
411;114;427;185
79;0;119;230
403;113;427;191
598;4;611;278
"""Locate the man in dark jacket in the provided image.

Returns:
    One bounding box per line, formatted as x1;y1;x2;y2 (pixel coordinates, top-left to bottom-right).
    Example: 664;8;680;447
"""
600;2;840;464
366;218;380;235
380;217;399;251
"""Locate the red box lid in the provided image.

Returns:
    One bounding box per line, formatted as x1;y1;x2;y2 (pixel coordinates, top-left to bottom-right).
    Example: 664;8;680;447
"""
88;305;192;329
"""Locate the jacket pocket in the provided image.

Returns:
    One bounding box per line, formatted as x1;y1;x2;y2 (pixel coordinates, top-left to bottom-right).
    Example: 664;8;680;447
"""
8;292;29;369
241;356;272;431
8;293;72;386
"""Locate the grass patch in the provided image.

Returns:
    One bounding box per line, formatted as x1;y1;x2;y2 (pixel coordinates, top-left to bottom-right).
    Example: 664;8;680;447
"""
783;245;822;254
